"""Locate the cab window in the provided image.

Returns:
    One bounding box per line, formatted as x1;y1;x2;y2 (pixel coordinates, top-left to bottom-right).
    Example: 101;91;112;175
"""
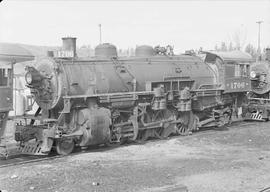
0;68;10;86
235;64;249;77
235;65;240;77
246;65;250;77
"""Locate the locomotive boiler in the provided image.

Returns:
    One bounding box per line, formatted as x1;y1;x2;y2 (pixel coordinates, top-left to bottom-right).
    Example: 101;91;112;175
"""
242;48;270;121
15;37;251;155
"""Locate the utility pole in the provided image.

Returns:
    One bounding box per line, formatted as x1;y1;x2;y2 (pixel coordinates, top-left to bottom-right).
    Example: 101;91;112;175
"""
256;21;263;57
99;24;102;44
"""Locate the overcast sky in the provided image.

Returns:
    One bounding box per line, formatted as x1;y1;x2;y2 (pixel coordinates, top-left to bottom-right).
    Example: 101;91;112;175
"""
0;0;269;53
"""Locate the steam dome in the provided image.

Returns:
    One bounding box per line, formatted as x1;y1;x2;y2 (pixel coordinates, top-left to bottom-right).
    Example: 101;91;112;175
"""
95;43;117;58
135;45;154;57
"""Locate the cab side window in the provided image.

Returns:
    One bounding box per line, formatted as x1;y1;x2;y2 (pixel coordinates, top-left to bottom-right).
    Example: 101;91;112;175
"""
246;65;250;77
235;64;249;77
241;64;249;77
235;65;240;77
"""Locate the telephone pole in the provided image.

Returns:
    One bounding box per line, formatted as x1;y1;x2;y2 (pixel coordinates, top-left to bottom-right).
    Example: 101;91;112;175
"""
256;20;263;56
99;24;102;45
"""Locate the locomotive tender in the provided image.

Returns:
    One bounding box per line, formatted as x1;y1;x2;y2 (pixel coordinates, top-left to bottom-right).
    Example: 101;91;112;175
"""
15;37;253;155
243;48;270;121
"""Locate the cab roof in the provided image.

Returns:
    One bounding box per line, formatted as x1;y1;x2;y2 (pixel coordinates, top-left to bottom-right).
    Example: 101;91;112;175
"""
203;50;254;63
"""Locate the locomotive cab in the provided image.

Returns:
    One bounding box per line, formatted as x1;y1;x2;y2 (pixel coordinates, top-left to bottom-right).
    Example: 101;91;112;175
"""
201;51;253;122
203;51;253;93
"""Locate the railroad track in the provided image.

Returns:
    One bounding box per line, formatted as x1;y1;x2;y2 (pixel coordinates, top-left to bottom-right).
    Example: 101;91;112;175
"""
0;120;258;169
0;144;116;169
195;120;258;134
0;154;61;168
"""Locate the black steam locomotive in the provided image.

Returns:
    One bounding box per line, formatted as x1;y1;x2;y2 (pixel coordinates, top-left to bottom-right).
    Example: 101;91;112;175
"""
242;48;270;121
14;37;253;155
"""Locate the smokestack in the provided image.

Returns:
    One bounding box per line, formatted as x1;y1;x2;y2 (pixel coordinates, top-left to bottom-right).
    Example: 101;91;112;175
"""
266;48;270;61
62;37;77;57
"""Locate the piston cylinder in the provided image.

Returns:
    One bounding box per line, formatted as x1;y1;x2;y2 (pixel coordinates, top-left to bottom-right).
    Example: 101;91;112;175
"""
159;98;167;110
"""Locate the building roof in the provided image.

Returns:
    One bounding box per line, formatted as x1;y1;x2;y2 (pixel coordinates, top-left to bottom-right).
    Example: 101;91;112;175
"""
0;43;35;63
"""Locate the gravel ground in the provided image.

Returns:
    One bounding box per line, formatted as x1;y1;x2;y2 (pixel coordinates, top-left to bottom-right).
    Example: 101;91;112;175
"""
1;121;270;192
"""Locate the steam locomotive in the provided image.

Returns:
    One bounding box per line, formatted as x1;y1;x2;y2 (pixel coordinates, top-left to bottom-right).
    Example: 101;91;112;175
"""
242;48;270;121
14;37;253;155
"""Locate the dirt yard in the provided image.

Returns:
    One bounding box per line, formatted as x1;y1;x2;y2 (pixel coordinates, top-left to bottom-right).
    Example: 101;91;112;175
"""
1;121;270;192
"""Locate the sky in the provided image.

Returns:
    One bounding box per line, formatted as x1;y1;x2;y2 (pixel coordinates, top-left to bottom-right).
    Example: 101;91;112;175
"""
0;0;270;53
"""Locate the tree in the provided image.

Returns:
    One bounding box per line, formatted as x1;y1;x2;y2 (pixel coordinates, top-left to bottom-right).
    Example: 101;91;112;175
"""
229;27;247;51
220;42;227;51
214;44;219;51
228;42;234;51
245;44;257;58
215;42;229;51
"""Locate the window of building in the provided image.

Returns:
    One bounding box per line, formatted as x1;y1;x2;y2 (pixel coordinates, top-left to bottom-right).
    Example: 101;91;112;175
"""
0;68;10;86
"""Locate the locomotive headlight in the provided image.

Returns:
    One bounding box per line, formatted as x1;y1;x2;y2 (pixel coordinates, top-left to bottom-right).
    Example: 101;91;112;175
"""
250;71;257;79
25;72;33;84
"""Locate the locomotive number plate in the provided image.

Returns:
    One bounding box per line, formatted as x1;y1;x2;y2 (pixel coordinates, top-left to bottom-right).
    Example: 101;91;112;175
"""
230;81;246;89
225;78;250;93
54;50;74;58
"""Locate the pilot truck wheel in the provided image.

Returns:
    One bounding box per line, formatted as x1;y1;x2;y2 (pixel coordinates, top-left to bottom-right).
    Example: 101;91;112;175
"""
56;138;75;155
